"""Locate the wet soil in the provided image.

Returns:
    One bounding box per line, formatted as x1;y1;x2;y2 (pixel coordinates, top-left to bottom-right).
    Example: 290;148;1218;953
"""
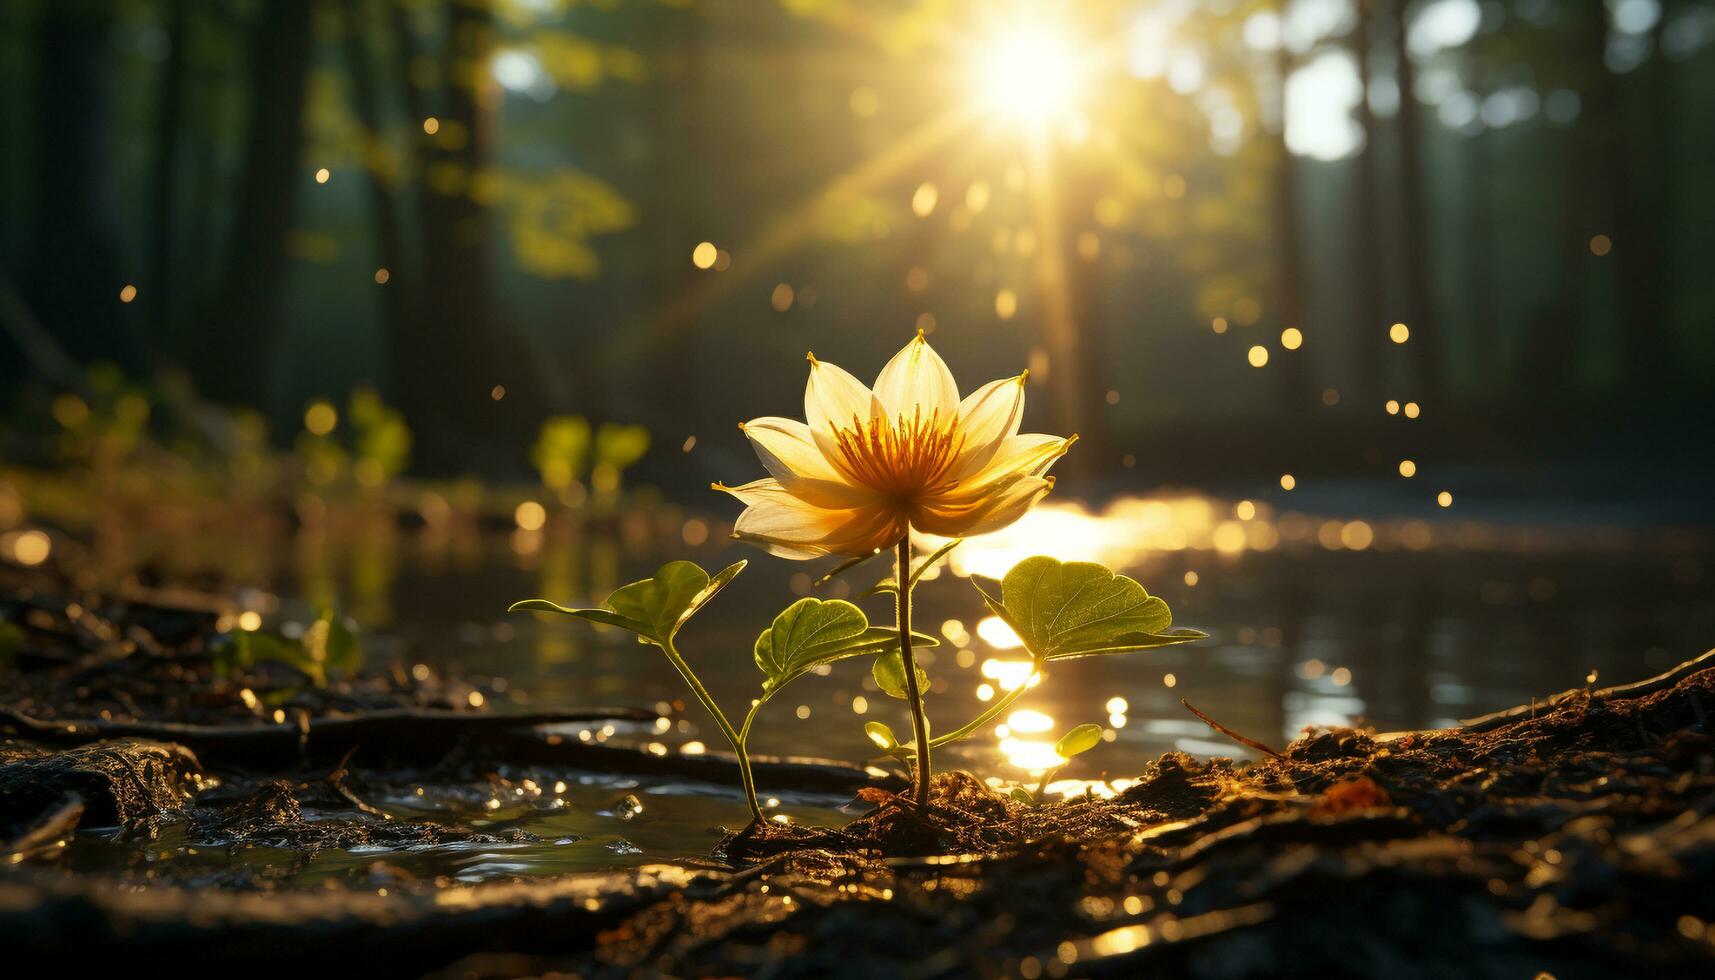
4;567;1714;978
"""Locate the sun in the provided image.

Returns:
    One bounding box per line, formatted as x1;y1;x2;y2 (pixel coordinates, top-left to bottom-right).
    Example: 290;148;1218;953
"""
969;25;1086;129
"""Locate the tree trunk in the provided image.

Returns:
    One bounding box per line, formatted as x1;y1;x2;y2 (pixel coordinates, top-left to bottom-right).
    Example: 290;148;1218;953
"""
146;0;190;352
1349;0;1386;406
1610;6;1675;398
1390;0;1442;406
21;0;138;375
1271;35;1312;416
640;2;704;436
1562;4;1671;410
390;0;543;473
192;0;312;404
338;0;414;382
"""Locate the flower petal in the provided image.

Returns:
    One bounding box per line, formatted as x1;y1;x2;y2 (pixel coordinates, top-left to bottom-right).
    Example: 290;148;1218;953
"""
804;355;881;448
872;333;959;423
913;476;1055;538
955;433;1074;489
739;416;875;508
717;479;901;560
950;373;1027;476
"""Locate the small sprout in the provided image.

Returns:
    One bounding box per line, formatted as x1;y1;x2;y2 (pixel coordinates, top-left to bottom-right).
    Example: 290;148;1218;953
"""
1054;723;1104;760
1013;723;1108;805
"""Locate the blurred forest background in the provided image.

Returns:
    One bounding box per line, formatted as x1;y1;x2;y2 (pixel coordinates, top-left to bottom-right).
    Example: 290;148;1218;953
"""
1;0;1711;499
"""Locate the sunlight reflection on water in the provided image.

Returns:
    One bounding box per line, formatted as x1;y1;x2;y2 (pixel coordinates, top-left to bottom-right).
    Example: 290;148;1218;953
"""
40;488;1715;880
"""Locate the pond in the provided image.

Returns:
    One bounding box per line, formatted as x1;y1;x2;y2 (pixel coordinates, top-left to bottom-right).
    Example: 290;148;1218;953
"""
46;492;1715;887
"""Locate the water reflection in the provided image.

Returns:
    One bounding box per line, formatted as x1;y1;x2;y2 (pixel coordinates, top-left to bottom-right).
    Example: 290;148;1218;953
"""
36;489;1715;876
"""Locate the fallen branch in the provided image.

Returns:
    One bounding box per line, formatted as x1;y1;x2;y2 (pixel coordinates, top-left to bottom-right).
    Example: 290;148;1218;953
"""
486;728;902;796
0;706;654;769
1456;647;1715;733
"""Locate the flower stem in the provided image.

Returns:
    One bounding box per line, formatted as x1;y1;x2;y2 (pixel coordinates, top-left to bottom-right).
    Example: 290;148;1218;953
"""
897;532;932;806
660;637;764;823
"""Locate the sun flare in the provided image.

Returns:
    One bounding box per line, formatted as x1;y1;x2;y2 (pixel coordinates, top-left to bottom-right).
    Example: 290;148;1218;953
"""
969;25;1086;128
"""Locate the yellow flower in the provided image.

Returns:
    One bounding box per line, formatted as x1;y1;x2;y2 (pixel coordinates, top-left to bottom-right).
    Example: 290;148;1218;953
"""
716;333;1075;559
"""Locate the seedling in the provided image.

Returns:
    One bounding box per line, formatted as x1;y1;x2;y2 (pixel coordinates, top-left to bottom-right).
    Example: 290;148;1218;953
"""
511;551;1201;823
1007;723;1104;806
513;335;1204;824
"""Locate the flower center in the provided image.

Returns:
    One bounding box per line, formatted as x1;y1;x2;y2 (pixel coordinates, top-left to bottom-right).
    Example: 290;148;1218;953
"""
830;407;963;500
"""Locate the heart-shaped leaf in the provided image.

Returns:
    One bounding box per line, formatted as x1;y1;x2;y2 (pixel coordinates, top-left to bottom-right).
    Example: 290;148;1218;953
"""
974;556;1205;662
509;560;745;646
1054;723;1103;759
754;598;937;689
872;649;931;700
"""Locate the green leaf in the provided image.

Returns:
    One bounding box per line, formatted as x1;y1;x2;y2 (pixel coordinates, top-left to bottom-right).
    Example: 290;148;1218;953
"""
872;649;930;700
753;598;937;690
508;560;745;646
1009;786;1036;806
863;720;915;761
1054;723;1104;759
865;538;962;597
304;609;362;679
975;556;1206;662
328;616;361;674
1036;627;1209;660
217;630;324;685
864;721;898;751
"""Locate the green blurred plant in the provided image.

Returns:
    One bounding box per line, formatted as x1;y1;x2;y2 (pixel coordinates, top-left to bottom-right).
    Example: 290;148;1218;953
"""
211;608;363;688
50;364;152;469
530;417;650;505
531;415;592;497
0;617;22;664
592;422;650;497
295;388;412;491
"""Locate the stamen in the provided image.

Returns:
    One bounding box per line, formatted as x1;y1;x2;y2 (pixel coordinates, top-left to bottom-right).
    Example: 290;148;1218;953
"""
828;405;963;498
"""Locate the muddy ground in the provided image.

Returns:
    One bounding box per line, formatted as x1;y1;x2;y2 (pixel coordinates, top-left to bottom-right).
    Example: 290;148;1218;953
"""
4;570;1714;978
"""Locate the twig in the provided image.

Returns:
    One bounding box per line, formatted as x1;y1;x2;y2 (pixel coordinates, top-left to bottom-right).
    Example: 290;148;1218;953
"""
1458;648;1715;733
3;795;85;861
319;744;395;821
1181;699;1284;759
